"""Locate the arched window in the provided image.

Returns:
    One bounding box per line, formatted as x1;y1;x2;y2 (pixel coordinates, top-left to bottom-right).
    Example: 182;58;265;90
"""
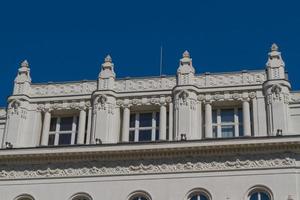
70;193;92;200
249;192;270;200
247;186;273;200
189;193;209;200
128;191;151;200
14;194;34;200
187;189;211;200
131;197;149;200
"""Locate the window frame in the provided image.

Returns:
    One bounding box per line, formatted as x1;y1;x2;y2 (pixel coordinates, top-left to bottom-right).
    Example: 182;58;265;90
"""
69;192;93;200
129;111;159;142
14;194;35;200
48;115;79;146
128;191;152;200
246;185;273;200
186;188;212;200
212;107;243;138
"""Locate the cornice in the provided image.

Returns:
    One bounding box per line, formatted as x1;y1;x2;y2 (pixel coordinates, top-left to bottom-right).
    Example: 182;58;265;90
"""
0;136;300;164
0;136;299;180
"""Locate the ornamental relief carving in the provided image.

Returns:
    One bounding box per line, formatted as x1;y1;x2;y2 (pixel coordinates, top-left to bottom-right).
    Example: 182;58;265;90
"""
0;154;295;180
194;72;265;88
29;72;265;97
36;101;91;112
93;95;114;114
266;84;290;104
116;96;172;108
7;100;22;115
290;93;300;103
30;82;97;97
114;77;176;92
196;91;256;103
0;109;6;118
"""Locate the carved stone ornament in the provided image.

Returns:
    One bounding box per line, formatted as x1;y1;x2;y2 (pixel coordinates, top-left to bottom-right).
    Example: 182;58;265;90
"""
194;71;266;88
197;94;205;101
231;92;241;100
213;93;224;101
36;101;91;112
290;93;300;103
0;154;295;180
0;109;6;118
248;91;256;99
117;96;172;108
178;90;189;103
8;100;21;115
271;84;282;97
94;95;110;112
97;95;107;105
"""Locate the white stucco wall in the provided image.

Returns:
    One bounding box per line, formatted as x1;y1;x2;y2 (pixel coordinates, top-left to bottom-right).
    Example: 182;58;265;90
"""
0;123;5;148
290;104;300;134
0;168;298;200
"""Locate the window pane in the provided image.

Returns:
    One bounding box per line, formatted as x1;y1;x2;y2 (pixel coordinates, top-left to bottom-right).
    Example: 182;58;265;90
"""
139;113;153;127
213;126;218;138
129;130;135;142
138;130;152;141
130;114;135;128
212;110;217;123
190;194;208;200
156;112;160;127
132;197;148;200
58;133;72;145
250;193;259;200
156;129;159;140
260;192;270;200
48;134;55;145
239;124;244;136
221;125;234;137
238;108;243;122
190;195;198;200
60;117;73;131
50;118;57;131
221;109;234;122
200;194;208;200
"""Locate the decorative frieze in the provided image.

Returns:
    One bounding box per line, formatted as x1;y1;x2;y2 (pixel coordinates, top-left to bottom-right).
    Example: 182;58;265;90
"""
116;96;172;108
29;71;266;97
197;91;256;103
114;77;176;92
36;101;91;112
0;155;295;180
30;81;97;97
0;109;6;118
290;92;300;104
194;71;266;88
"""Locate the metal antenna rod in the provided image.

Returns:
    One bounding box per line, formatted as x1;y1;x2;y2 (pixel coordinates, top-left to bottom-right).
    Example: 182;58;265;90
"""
160;46;163;76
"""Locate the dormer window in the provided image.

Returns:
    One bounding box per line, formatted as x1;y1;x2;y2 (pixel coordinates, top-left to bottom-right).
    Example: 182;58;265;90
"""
48;116;79;145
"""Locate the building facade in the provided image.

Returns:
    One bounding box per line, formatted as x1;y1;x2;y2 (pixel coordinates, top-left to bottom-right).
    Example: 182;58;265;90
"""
0;44;299;200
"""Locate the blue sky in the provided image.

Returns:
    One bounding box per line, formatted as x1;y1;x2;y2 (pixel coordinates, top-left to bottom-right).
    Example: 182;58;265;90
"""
1;0;300;106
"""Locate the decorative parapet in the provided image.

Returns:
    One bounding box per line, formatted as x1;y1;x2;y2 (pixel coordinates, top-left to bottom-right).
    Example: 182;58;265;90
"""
0;108;6;119
194;71;266;88
28;71;266;97
114;76;176;92
30;81;97;97
290;92;300;104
